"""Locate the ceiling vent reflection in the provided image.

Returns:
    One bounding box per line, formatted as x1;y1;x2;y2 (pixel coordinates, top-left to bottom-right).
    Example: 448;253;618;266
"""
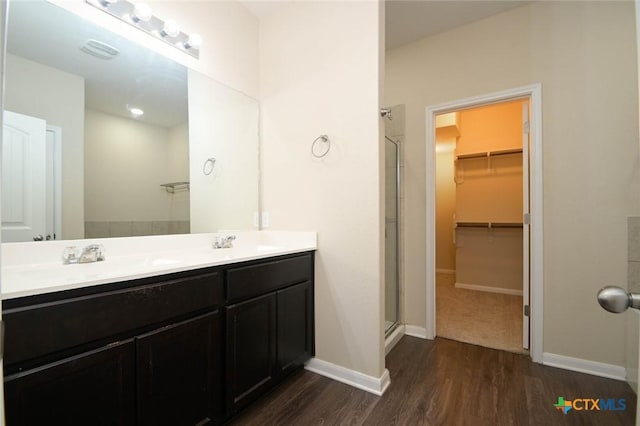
80;39;120;60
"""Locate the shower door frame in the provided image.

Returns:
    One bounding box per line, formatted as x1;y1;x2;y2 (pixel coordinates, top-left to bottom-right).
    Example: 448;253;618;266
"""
385;135;401;337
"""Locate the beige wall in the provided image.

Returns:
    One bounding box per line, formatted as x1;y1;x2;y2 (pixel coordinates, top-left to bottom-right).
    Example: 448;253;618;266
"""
260;1;385;377
457;99;524;154
85;109;189;222
386;1;640;366
167;123;190;222
4;53;85;240
456;228;523;292
455;155;523;223
167;123;190;183
435;138;456;271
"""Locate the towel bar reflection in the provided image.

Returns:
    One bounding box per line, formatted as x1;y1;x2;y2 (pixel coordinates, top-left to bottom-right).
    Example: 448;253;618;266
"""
160;182;190;193
203;157;216;175
311;135;330;158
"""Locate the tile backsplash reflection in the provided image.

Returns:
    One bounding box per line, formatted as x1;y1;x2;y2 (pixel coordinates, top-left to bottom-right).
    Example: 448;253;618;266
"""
85;221;190;238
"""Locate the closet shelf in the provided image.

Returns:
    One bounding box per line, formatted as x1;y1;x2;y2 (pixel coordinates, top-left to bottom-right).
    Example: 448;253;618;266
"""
160;182;190;193
455;221;522;229
456;148;522;160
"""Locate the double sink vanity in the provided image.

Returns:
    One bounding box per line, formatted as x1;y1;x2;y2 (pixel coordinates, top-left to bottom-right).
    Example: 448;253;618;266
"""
1;231;316;425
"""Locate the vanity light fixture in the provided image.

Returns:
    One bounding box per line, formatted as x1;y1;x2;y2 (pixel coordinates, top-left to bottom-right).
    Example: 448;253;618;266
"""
161;20;180;38
184;33;202;51
86;0;201;59
131;2;152;23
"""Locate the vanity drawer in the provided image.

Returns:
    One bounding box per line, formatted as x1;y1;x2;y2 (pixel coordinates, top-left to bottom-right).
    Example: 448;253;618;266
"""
226;254;312;302
4;271;223;367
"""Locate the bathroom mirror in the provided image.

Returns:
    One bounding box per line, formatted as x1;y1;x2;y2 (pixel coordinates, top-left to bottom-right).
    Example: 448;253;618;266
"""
2;0;259;242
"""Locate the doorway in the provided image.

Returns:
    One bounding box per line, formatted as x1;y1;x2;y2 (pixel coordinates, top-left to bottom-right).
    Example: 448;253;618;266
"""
435;99;527;353
425;85;543;362
1;111;62;242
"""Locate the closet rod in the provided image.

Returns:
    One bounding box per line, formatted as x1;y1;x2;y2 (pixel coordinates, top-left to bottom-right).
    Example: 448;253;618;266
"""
455;221;523;229
456;148;522;160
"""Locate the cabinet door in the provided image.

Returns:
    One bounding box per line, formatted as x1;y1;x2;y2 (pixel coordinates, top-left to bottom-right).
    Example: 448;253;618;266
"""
277;281;314;375
136;311;222;426
4;340;135;426
226;292;277;413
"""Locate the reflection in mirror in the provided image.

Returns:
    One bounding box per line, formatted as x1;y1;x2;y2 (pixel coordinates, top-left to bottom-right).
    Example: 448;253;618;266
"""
3;0;188;242
2;0;259;243
188;70;259;233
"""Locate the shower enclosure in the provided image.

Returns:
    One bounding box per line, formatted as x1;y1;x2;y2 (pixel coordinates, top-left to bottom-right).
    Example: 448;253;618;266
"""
385;136;400;335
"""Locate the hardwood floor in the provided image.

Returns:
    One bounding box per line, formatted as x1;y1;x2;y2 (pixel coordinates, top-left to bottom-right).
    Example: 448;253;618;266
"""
229;336;636;425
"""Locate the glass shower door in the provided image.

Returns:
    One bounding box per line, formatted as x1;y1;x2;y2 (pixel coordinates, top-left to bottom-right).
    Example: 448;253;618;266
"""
385;137;399;335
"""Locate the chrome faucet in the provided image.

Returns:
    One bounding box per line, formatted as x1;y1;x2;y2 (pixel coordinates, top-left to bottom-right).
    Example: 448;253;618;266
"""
79;244;106;263
212;235;236;249
63;244;106;264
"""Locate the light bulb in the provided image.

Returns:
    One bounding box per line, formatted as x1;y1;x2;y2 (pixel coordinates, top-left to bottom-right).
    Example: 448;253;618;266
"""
132;3;152;23
161;20;180;38
184;33;202;50
127;105;144;117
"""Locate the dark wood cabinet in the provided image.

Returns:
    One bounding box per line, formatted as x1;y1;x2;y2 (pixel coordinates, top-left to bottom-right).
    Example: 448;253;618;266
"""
4;269;225;426
137;311;223;426
277;281;314;375
226;293;277;413
5;339;136;426
4;251;314;424
225;253;314;415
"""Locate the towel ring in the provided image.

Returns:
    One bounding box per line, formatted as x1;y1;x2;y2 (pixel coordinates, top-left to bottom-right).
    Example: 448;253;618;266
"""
311;135;330;158
203;157;216;175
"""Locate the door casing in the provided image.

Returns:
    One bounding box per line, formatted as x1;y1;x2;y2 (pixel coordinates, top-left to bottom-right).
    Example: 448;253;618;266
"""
424;84;544;363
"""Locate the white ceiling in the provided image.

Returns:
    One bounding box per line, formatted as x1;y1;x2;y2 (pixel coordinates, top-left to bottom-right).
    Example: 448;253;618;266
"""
7;1;188;128
240;0;532;50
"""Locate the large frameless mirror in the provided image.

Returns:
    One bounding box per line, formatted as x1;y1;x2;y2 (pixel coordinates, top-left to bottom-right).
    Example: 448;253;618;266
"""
2;0;259;243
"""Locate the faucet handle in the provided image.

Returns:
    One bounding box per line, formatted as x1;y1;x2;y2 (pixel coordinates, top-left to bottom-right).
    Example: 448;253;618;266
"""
88;244;106;261
212;235;236;249
79;244;106;263
62;246;79;265
94;244;106;261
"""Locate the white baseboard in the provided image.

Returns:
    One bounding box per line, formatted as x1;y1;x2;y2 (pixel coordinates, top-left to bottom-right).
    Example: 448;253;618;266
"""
305;358;391;396
385;324;405;355
542;352;626;381
436;268;456;275
455;282;523;296
404;325;429;339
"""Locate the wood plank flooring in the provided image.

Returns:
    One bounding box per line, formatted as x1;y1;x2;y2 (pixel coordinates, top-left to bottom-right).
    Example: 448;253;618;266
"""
229;336;636;425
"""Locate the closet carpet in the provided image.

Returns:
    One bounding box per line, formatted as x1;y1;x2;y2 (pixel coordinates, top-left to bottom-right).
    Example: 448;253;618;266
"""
436;272;524;353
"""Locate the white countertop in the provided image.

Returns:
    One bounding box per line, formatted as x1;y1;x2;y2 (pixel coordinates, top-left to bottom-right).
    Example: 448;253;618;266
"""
1;231;317;300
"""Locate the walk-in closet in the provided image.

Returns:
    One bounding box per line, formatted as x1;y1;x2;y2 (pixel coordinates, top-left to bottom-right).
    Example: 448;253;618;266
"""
435;99;529;353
